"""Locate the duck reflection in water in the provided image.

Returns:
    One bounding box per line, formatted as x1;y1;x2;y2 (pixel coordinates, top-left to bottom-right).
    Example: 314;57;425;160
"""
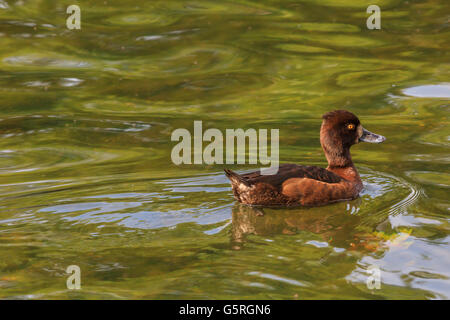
230;201;392;252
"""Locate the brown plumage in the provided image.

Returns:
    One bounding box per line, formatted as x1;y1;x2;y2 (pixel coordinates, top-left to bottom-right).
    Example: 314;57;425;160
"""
224;110;386;207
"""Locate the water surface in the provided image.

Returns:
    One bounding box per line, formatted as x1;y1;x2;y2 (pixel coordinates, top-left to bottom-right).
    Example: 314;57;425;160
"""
0;0;449;299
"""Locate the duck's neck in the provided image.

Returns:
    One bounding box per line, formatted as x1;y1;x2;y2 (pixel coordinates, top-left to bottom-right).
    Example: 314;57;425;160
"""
320;125;362;184
321;145;361;184
327;165;361;185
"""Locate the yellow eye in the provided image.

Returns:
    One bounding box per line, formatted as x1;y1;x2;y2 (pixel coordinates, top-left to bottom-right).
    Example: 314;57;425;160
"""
347;124;355;130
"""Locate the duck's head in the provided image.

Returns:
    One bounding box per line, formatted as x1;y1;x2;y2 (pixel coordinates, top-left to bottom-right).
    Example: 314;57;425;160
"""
320;110;385;167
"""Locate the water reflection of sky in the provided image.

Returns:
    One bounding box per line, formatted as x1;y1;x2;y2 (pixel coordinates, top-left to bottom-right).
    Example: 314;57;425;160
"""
402;84;450;98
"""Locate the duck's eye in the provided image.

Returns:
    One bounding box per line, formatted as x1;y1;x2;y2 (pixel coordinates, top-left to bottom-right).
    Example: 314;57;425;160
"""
347;124;355;130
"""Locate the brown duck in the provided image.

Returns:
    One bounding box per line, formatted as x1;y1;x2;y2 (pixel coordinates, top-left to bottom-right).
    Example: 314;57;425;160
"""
224;110;385;207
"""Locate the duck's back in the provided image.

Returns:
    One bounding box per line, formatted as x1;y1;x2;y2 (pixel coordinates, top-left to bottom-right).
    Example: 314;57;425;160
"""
228;163;341;186
224;164;357;207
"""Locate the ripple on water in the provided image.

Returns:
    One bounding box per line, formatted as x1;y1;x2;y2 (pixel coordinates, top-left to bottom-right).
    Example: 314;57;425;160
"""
337;70;414;88
0;148;90;174
247;271;308;287
103;13;179;27
360;171;422;216
3;53;91;68
0;116;159;180
28;169;418;234
33;173;233;229
405;171;450;188
39;200;232;230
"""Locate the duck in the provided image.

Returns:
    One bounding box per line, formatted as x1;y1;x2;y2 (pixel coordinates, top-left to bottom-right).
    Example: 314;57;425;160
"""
224;110;385;207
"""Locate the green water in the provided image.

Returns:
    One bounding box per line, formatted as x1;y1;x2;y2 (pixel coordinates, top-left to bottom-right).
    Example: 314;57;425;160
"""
0;0;449;299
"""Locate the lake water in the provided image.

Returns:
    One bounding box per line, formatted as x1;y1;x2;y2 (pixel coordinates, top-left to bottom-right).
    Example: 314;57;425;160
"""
0;0;449;299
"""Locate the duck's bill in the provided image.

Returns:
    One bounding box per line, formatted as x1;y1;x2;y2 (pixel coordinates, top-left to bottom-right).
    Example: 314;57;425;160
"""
359;128;386;143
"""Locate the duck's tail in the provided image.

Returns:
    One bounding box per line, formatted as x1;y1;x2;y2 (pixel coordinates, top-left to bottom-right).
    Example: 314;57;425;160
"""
224;169;250;187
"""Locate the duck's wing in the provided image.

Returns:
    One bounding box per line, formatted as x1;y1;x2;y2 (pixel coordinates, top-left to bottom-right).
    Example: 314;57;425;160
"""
225;163;341;189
